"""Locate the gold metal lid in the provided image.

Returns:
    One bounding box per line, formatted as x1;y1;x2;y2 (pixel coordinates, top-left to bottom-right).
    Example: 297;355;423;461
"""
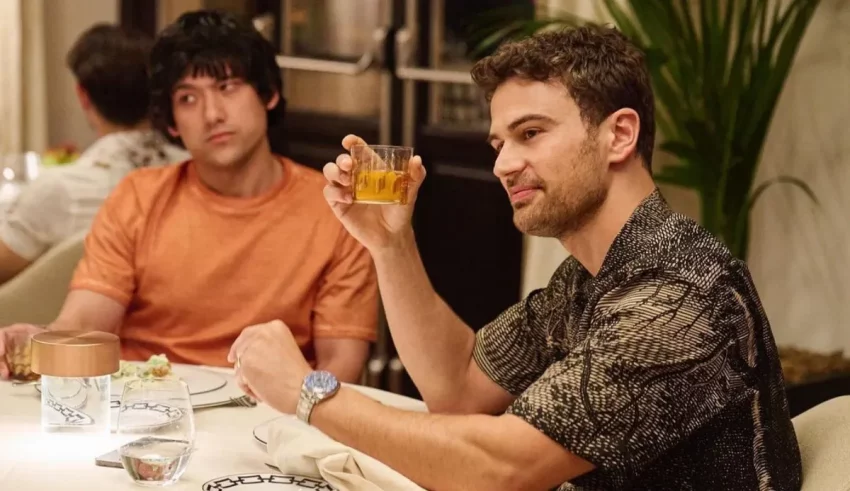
31;331;120;377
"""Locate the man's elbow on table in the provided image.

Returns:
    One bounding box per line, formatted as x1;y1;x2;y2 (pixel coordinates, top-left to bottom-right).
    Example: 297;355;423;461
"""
454;465;525;491
425;359;517;416
445;449;593;491
409;414;595;491
461;461;556;491
456;414;596;491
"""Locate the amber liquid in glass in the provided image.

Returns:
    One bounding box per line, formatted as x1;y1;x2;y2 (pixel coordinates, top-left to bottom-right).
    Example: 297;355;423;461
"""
6;343;39;381
353;170;408;204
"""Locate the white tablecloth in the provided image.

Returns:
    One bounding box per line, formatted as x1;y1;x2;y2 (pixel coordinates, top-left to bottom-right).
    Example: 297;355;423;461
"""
0;368;426;490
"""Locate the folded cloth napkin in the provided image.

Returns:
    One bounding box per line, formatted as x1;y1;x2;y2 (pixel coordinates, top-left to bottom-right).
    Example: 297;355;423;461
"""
267;418;425;491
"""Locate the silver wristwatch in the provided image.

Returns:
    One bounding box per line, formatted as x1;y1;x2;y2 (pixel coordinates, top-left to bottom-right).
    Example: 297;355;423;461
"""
296;370;340;424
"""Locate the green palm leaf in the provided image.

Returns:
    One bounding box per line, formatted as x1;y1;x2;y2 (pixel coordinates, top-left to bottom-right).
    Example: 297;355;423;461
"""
731;175;819;254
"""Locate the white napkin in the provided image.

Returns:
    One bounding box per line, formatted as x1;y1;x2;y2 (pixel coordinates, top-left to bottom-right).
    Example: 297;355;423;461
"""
267;419;425;491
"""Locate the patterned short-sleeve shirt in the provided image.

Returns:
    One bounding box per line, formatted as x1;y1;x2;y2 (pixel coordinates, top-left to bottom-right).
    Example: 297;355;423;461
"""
474;190;802;490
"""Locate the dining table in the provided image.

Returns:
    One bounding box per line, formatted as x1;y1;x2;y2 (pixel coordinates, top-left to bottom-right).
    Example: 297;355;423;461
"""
0;366;427;490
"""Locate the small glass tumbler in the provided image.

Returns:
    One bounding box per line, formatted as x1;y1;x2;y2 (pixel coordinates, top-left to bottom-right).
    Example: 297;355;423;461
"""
350;144;413;205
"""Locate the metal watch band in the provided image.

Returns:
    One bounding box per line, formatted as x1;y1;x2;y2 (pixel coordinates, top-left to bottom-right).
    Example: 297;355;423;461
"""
296;386;317;423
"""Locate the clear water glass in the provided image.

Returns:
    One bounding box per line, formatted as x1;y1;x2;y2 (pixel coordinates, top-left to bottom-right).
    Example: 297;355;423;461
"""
116;379;196;487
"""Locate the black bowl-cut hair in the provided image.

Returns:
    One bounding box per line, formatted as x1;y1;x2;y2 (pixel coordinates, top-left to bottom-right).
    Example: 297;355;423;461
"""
149;9;285;140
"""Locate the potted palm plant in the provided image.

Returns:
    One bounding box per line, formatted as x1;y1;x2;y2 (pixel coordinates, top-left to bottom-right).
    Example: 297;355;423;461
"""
470;0;821;259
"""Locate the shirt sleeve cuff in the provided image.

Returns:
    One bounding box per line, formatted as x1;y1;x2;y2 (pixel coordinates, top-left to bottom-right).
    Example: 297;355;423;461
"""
313;324;377;342
472;327;531;397
69;279;132;307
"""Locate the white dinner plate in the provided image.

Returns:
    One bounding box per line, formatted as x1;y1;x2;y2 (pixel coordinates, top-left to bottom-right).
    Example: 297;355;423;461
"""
202;473;335;490
34;363;227;397
252;416;299;446
43;398;185;430
113;401;185;431
36;367;247;413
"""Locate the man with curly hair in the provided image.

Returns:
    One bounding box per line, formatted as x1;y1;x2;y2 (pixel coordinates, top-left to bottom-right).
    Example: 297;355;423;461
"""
234;24;802;491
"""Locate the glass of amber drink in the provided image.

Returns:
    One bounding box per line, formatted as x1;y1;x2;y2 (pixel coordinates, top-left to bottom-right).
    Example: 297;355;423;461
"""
350;145;413;205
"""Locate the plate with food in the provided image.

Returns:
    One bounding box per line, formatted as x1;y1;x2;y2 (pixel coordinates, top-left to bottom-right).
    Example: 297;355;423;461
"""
111;355;228;396
33;354;227;397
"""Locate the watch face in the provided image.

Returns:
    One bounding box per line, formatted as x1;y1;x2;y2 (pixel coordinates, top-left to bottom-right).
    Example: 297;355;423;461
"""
304;370;339;396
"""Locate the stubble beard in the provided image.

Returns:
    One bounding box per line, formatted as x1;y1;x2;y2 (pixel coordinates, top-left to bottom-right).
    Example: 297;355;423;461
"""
512;138;608;238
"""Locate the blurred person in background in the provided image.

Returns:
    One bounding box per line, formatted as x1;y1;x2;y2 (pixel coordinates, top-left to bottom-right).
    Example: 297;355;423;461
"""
0;10;377;382
0;24;187;285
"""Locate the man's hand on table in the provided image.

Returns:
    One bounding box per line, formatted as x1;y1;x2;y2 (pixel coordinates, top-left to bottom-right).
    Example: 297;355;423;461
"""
0;323;45;380
228;319;311;412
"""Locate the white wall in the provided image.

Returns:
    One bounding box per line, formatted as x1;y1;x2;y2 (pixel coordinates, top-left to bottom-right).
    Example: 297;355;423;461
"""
748;0;850;353
43;0;119;149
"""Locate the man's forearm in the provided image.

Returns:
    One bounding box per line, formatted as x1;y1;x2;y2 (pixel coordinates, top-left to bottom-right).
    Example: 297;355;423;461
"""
371;229;477;410
48;290;126;334
309;387;562;491
316;358;362;384
316;356;365;384
314;340;369;384
47;317;84;331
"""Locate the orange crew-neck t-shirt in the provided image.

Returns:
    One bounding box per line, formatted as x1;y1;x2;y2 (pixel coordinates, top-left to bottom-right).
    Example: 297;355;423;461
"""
70;157;378;367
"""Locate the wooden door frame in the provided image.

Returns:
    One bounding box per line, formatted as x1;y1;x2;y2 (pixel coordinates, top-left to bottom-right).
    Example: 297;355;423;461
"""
120;0;157;36
120;0;279;43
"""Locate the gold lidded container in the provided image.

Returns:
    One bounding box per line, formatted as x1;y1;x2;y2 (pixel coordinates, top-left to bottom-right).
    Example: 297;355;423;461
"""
31;331;120;433
32;331;120;377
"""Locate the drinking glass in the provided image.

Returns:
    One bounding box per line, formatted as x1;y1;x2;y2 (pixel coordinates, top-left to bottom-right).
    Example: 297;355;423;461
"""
350;145;413;205
116;379;195;487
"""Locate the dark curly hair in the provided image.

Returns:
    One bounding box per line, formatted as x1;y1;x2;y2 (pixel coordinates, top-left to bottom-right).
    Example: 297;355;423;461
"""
66;24;153;127
471;24;655;171
149;9;285;140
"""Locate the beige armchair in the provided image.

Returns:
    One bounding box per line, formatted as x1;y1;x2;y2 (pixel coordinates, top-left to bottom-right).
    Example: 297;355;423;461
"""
795;396;850;491
0;230;87;326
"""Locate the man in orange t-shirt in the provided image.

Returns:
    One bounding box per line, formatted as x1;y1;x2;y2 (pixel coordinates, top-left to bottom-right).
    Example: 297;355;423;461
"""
0;10;377;383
